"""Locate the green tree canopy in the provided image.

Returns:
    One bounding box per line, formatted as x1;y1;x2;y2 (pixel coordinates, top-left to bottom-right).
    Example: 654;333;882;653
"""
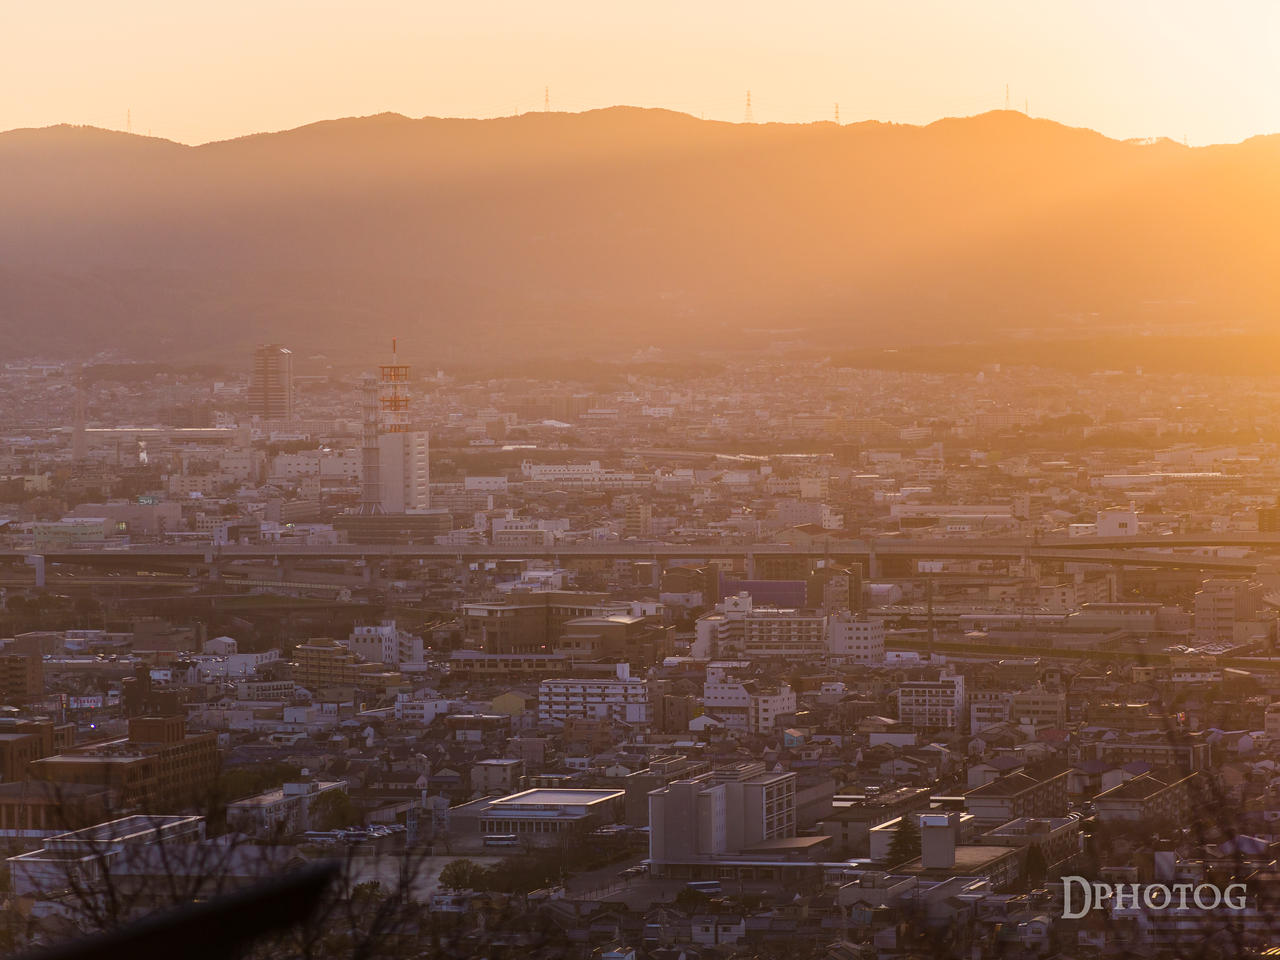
438;859;491;892
886;815;922;866
310;789;361;831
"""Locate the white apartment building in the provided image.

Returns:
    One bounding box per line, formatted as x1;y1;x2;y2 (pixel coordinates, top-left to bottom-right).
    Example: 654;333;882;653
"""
539;670;652;728
970;691;1011;734
826;613;885;662
694;593;826;659
394;691;454;724
702;664;796;734
346;620;425;666
897;669;966;732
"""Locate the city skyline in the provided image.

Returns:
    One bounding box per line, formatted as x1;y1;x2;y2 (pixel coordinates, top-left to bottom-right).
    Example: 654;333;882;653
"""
4;4;1280;952
6;1;1280;147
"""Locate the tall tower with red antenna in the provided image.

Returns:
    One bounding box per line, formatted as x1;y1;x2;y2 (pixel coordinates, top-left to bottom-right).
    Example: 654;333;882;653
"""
379;338;411;435
358;339;430;515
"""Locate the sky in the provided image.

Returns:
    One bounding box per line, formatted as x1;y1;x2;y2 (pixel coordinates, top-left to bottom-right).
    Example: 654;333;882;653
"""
4;1;1280;146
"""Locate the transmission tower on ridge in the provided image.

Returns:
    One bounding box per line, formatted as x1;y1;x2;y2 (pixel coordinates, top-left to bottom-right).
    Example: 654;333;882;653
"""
744;90;754;123
544;86;549;112
835;102;840;124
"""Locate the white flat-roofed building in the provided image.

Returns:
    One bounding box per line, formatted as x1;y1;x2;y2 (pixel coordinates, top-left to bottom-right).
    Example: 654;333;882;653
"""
459;787;625;841
897;669;966;732
539;672;651;728
827;613;885;662
695;593;826;659
346;620;424;667
393;691;454;724
702;666;796;734
8;815;205;897
1096;506;1139;537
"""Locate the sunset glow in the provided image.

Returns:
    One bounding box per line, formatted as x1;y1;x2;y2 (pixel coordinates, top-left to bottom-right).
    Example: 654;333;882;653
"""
6;0;1280;145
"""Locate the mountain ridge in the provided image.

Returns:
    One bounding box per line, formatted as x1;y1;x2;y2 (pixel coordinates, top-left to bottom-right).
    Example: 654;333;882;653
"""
2;107;1278;365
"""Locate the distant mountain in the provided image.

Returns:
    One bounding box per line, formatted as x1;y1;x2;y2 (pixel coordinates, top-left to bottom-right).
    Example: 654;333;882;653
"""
2;107;1279;366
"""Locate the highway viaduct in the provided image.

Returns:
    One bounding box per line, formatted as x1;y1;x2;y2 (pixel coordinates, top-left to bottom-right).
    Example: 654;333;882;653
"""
0;535;1265;581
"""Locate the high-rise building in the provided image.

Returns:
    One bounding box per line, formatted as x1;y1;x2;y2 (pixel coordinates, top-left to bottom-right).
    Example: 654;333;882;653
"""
248;344;294;420
377;431;430;513
357;343;430;515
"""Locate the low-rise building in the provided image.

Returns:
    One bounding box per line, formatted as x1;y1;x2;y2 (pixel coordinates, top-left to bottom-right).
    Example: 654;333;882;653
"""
451;787;625;843
226;780;350;838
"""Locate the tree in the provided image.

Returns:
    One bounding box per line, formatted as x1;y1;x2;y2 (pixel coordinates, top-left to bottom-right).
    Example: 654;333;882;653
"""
310;789;361;831
438;858;490;892
674;886;710;911
886;815;922;866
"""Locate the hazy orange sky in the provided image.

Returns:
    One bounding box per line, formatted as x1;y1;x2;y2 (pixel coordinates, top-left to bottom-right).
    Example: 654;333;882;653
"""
5;1;1280;146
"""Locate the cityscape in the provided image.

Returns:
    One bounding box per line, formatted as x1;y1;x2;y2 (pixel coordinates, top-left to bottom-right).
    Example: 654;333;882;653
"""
0;343;1277;957
8;2;1280;958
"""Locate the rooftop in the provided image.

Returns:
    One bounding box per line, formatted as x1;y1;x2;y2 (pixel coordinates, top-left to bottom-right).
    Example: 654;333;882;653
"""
489;788;623;808
896;844;1022;874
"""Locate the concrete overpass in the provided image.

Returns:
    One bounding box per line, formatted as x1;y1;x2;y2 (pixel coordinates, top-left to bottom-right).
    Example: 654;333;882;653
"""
0;538;1261;575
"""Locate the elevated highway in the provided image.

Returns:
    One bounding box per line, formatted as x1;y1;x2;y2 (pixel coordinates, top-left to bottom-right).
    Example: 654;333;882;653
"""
0;535;1264;574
